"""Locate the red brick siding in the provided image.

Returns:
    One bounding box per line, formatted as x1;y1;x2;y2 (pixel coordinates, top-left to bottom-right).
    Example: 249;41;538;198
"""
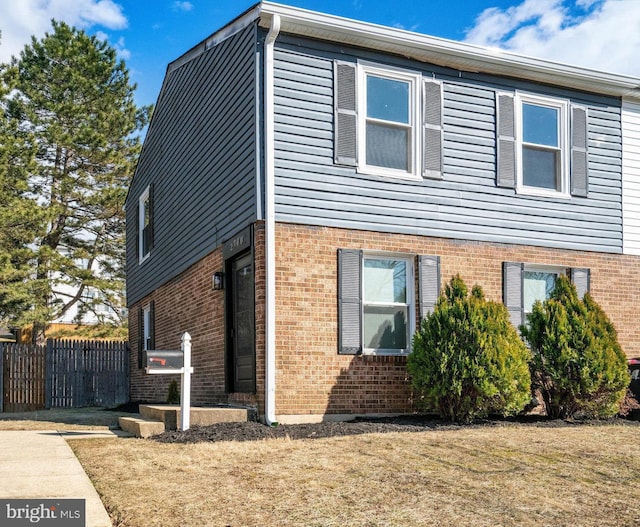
273;223;640;417
128;246;226;405
129;221;640;419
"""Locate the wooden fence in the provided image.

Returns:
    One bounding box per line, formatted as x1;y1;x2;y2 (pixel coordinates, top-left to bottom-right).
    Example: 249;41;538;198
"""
0;339;129;412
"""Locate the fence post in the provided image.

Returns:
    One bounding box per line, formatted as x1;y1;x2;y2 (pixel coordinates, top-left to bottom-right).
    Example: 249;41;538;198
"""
180;332;193;431
0;343;4;413
45;340;52;409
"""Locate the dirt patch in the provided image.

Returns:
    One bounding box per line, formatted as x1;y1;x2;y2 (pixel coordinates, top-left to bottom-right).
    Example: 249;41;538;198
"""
0;407;129;430
152;414;640;443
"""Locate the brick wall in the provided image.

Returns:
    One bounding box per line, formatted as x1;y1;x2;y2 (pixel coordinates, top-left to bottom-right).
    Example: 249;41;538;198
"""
129;220;640;421
128;246;227;405
273;223;640;420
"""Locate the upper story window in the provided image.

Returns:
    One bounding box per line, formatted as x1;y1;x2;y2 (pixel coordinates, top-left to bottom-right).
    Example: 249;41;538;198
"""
335;61;442;180
517;94;569;197
496;92;587;198
358;65;421;179
138;185;153;263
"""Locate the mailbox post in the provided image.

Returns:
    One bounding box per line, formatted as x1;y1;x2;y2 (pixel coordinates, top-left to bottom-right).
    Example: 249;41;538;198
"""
180;332;192;431
145;332;193;431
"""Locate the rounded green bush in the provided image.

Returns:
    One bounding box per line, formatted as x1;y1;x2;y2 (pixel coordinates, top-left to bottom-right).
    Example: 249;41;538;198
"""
407;275;531;422
520;275;629;419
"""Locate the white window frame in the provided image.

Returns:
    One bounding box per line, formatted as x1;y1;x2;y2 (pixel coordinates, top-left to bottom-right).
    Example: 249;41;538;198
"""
522;264;566;315
516;93;570;198
361;252;415;356
357;62;422;180
138;186;151;264
142;304;152;351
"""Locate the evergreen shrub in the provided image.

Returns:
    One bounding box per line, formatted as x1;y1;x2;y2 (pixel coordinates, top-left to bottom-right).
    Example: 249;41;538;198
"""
520;275;629;419
407;275;531;422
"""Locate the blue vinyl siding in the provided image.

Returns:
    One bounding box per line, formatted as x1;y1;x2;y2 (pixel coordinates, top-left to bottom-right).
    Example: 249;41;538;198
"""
272;36;623;253
126;24;258;306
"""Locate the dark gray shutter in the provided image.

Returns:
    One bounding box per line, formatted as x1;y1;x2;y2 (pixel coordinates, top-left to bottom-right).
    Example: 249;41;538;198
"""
334;61;357;166
149;300;156;351
570;268;590;298
423;80;443;180
503;262;524;328
419;255;440;318
338;249;362;355
496;92;516;189
137;307;144;369
571;105;588;197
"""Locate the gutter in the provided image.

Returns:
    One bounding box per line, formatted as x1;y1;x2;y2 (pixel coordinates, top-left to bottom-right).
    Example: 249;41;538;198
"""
258;1;640;101
263;12;280;426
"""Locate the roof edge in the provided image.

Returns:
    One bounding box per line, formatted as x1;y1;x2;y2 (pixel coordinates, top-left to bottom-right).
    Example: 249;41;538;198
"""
167;3;261;74
258;1;640;100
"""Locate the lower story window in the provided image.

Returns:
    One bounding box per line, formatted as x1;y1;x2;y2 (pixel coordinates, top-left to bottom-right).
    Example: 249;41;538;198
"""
503;262;590;330
523;267;564;314
338;249;439;356
363;256;413;353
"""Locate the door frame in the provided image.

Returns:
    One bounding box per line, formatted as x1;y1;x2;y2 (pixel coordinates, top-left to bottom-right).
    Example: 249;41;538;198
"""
223;226;256;393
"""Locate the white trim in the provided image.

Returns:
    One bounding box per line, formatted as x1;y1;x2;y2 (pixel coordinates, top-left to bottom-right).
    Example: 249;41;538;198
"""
361;253;415;356
622;99;640;255
168;5;261;74
356;62;422;180
264;14;281;426
257;2;640;101
515;93;570;198
138;186;151;264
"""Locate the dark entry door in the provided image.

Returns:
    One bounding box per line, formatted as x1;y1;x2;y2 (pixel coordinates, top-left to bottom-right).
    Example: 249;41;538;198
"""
229;252;255;393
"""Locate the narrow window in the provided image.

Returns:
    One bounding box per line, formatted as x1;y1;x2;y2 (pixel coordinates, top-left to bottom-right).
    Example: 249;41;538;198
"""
138;185;153;262
137;301;154;369
143;304;152;351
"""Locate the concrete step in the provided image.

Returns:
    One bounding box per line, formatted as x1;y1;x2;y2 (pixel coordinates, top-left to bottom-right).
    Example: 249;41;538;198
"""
140;404;248;430
118;415;166;438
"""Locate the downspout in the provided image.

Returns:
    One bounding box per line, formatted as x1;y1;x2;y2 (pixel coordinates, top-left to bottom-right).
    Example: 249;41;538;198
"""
264;13;280;425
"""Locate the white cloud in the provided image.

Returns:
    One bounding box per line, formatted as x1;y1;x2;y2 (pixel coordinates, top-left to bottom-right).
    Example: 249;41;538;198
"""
113;36;131;60
0;0;127;63
172;1;193;12
465;0;640;78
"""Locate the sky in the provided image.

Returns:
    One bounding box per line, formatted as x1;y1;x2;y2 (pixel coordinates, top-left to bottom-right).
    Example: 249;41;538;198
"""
1;0;639;109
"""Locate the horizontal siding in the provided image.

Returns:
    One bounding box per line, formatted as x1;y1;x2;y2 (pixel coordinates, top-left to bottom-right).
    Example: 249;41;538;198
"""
126;24;258;306
622;99;640;254
272;37;623;254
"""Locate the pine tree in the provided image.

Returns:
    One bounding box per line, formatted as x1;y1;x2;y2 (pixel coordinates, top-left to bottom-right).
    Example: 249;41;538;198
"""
2;21;151;341
0;46;41;326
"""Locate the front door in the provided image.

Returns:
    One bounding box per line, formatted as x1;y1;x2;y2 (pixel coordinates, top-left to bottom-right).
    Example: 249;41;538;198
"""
228;252;255;393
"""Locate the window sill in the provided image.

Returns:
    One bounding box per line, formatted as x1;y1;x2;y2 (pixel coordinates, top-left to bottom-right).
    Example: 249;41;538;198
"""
362;349;410;357
138;253;151;266
516;186;571;200
357;165;422;182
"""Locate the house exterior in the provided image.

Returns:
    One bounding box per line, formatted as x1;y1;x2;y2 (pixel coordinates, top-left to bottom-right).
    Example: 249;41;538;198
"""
125;1;640;423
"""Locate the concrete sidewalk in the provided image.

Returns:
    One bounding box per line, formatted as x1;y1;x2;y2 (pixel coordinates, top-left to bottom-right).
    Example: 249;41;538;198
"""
0;430;117;527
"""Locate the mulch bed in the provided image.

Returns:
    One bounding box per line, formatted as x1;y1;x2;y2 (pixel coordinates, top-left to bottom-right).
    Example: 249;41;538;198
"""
151;412;640;444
